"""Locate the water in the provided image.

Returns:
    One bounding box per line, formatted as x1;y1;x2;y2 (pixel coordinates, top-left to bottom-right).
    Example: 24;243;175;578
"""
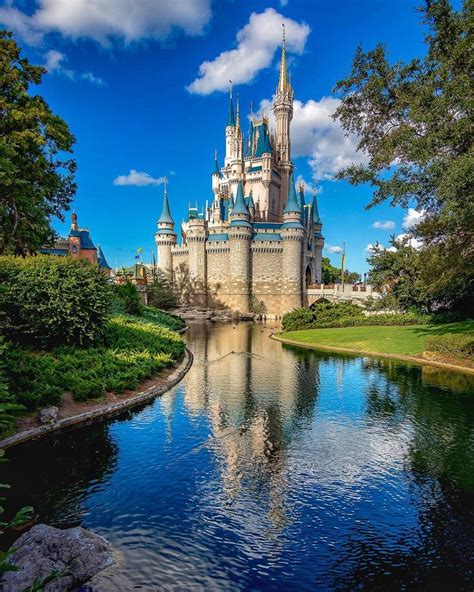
3;322;474;591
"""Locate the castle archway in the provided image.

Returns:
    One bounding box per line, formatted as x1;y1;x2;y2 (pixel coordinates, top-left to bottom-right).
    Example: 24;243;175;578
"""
305;265;312;288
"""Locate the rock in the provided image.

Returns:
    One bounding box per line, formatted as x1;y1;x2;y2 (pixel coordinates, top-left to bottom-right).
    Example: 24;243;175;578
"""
38;406;59;425
2;524;115;592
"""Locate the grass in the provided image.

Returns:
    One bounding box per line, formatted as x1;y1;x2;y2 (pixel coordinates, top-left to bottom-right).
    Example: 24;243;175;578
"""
0;310;185;437
280;321;474;358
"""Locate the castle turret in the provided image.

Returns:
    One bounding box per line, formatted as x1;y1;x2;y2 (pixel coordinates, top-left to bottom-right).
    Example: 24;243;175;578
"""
155;179;177;282
225;84;236;167
281;173;304;313
187;209;207;307
311;191;324;283
273;25;294;211
212;149;220;193
228;181;252;313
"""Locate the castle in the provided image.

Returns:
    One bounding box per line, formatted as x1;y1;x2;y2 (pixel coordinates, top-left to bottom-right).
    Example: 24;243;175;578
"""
155;28;324;316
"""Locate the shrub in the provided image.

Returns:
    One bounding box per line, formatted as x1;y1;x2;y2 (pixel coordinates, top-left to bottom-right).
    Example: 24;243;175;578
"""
1;313;185;420
283;302;364;331
141;306;185;332
425;334;474;361
0;255;111;347
114;279;142;315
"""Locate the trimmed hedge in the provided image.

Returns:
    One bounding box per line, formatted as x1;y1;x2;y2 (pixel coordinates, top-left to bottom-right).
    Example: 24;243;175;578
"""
2;314;185;414
142;306;186;332
425;334;474;361
282;302;432;332
0;255;112;347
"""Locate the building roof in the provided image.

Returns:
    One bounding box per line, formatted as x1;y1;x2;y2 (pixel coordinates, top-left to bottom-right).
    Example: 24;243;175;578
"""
39;247;68;256
231;181;249;217
283;173;302;214
254;122;272;157
97;245;112;270
253;222;282;229
281;221;304;229
247;165;262;173
208;233;229;241
312;193;322;225
213;150;220;175
68;229;96;250
158;185;174;225
253;233;282;241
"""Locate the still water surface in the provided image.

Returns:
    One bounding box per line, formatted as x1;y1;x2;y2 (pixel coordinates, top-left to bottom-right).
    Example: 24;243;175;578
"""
4;322;474;590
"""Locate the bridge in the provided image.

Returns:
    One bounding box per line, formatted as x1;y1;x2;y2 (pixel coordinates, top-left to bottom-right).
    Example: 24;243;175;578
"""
306;284;381;307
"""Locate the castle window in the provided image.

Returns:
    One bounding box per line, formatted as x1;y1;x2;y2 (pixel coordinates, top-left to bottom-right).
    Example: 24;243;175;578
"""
71;245;77;253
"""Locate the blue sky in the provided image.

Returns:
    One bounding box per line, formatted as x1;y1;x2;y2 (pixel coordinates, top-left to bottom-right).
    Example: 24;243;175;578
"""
0;0;439;272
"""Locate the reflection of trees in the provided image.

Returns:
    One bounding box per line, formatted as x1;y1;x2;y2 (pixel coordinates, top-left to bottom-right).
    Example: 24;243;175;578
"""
2;422;118;530
361;358;474;488
184;323;321;530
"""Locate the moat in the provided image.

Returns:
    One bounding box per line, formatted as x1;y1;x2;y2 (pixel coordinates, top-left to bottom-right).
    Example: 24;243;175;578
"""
4;323;474;590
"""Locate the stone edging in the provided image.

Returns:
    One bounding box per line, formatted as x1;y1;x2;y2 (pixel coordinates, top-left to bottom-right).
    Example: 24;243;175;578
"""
0;347;194;450
271;334;474;376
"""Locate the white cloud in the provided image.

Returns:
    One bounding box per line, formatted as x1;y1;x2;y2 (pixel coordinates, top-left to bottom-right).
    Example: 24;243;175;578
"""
402;208;425;230
395;233;423;249
113;170;164;186
187;8;310;95
326;245;343;254
81;71;106;86
258;95;367;181
372;220;395;230
280;0;289;6
44;49;105;85
0;0;211;45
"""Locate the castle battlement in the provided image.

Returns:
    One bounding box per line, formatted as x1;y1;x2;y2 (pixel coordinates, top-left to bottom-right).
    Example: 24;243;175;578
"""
155;26;324;315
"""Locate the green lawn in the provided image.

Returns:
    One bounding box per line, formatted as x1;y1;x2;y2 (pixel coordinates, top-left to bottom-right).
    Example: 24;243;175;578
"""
280;321;474;357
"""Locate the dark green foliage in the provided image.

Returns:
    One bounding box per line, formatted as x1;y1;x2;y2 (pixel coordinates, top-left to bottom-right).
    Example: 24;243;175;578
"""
147;270;176;310
0;31;76;256
283;302;364;331
1;313;184;420
334;0;473;312
141;306;185;332
425;333;474;360
0;255;112;347
114;279;142;315
281;301;439;331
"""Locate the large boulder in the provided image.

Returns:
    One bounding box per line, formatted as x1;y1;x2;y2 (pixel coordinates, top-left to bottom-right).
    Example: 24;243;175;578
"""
38;406;59;425
2;524;115;592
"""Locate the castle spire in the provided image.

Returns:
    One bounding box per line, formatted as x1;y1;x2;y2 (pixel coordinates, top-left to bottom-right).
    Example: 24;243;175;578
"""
158;177;174;225
278;23;288;94
213;149;220;175
232;181;250;216
236;93;240;127
283;172;301;214
312;190;322;225
227;80;235;126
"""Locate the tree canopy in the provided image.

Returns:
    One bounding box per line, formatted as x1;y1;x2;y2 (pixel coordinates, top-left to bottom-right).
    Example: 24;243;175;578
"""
334;0;473;312
0;31;76;255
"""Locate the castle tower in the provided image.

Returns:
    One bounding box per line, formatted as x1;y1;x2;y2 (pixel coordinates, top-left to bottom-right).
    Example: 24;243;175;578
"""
311;192;324;284
273;25;294;211
187;211;208;307
225;84;236;167
281;173;304;313
228;181;252;313
155;179;177;282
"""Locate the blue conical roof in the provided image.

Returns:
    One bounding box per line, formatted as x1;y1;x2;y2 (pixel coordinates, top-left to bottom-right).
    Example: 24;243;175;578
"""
231;181;249;216
283;173;301;214
213;150;220;175
312;193;322;225
158;185;174;225
97;245;111;270
227;92;235;127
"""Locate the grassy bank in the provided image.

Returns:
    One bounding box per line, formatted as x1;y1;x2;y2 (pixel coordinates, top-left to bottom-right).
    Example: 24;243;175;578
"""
1;310;185;437
279;321;474;359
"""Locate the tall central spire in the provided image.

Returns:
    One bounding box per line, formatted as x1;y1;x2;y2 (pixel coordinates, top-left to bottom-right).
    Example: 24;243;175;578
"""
227;80;235;126
278;23;288;94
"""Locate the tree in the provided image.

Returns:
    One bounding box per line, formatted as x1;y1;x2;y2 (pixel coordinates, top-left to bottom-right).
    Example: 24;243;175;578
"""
0;31;76;255
147;269;176;310
334;0;473;312
321;256;360;284
367;238;428;310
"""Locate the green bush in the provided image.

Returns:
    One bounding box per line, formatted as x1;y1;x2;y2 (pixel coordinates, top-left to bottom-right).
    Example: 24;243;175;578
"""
282;302;433;331
114;279;142;315
283;302;365;331
1;314;185;421
425;334;474;361
141;306;185;332
0;255;111;347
